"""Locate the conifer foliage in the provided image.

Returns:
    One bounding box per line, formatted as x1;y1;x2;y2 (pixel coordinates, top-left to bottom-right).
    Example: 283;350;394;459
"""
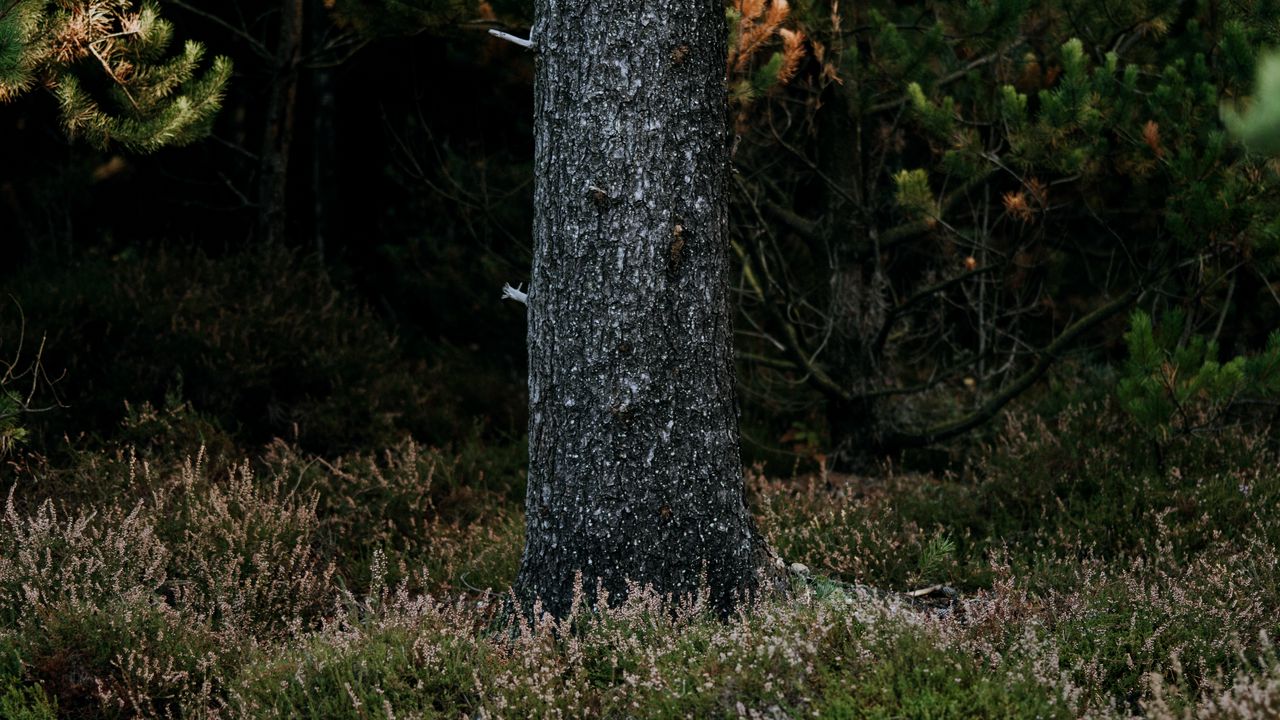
728;0;1280;462
1118;310;1280;445
0;0;230;151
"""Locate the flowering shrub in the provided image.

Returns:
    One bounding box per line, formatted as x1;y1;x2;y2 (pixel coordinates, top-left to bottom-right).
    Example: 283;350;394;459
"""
0;400;1277;717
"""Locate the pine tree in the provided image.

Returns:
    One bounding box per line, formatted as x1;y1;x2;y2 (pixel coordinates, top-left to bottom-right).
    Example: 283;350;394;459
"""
0;0;230;152
514;0;769;618
1117;310;1280;465
727;0;1280;464
1224;50;1280;155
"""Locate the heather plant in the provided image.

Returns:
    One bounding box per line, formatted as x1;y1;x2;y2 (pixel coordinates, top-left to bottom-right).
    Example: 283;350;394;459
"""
262;437;525;595
0;245;447;454
0;491;170;630
154;456;336;641
752;468;973;591
0;363;1277;717
752;388;1280;709
1143;637;1280;718
1049;535;1280;710
226;579;1075;719
0;420;1274;716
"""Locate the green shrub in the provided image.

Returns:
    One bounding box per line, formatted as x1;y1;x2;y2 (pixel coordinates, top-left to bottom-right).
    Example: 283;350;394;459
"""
20;596;225;718
1117;310;1280;450
0;641;55;720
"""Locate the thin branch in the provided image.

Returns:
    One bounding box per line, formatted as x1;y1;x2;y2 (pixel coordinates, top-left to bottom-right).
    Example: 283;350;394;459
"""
738;352;798;371
876;168;994;250
89;44;139;110
762;199;820;241
858;360;975;400
872;263;1001;356
488;28;535;50
878;288;1141;449
868;40;1024;114
1210;271;1236;346
733;241;852;401
162;0;273;59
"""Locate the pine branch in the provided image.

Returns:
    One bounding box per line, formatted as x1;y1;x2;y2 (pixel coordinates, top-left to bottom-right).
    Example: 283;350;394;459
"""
2;0;230;152
876;169;995;251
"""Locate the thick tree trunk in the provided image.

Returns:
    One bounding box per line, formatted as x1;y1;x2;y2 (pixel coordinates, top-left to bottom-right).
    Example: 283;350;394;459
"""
515;0;764;618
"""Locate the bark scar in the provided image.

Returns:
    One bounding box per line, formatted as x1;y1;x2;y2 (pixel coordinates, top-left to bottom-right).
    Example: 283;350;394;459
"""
667;222;686;274
586;184;611;209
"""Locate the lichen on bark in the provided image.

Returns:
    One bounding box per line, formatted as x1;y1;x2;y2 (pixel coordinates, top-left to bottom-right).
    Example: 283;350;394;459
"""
514;0;767;618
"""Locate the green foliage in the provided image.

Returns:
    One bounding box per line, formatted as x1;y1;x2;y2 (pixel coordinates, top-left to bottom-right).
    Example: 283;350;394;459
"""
762;389;1280;706
731;0;1280;459
1117;311;1280;442
0;388;28;459
227;585;1071;719
0;372;1277;716
1223;50;1280;154
751;51;785;94
892;167;937;219
0;0;230;151
228;623;482;718
3;1;1280;716
263;435;525;594
906;80;956;136
916;531;956;584
0;644;55;720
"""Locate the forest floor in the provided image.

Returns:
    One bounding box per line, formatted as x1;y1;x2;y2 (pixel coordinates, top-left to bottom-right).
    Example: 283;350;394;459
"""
1;248;1278;718
1;397;1278;719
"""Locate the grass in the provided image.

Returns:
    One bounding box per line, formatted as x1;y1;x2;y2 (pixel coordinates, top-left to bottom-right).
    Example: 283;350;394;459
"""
0;393;1278;718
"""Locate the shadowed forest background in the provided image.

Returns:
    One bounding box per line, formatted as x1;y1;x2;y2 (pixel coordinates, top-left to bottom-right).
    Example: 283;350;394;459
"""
3;0;1280;716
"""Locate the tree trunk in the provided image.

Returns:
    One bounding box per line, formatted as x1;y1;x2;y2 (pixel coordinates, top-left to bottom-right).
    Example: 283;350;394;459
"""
515;0;764;618
257;0;304;245
307;0;337;259
826;395;881;469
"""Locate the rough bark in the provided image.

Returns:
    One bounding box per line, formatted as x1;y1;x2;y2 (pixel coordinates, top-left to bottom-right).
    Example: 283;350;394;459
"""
515;0;764;618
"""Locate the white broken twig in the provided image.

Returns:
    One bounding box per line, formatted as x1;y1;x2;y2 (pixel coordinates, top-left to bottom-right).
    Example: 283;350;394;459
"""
488;29;535;50
501;283;528;305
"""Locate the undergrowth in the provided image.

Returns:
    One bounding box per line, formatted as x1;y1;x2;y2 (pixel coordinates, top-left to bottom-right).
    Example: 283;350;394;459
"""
0;393;1275;717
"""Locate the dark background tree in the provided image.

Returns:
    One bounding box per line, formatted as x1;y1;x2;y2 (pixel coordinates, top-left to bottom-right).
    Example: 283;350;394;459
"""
0;0;536;452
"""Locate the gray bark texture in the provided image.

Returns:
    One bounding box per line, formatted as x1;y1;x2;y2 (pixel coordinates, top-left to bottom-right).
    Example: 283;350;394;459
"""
514;0;764;617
